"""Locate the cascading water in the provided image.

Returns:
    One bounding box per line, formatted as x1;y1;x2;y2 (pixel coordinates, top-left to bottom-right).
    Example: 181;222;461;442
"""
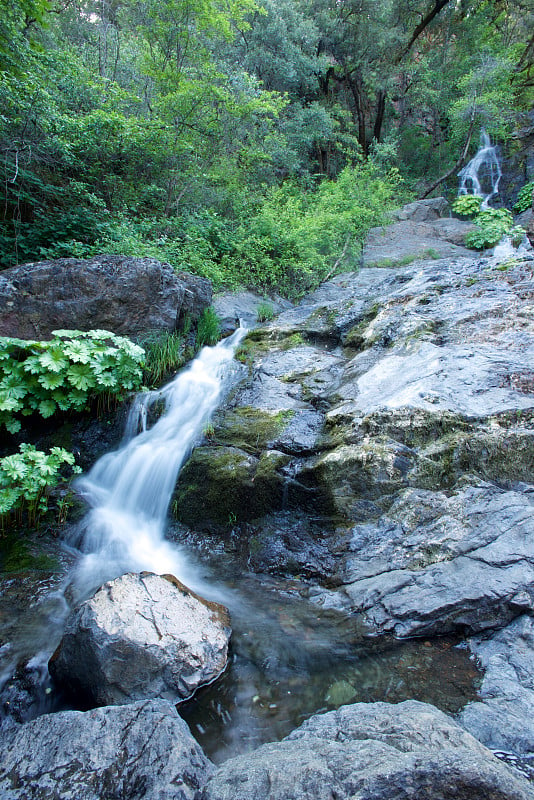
458;128;502;209
69;324;247;601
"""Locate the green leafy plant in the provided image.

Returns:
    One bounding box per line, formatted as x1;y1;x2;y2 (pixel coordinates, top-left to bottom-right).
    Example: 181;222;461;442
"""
256;302;275;322
196;308;221;348
465;208;517;250
513;182;534;214
0;444;81;530
0;330;145;432
452;194;484;218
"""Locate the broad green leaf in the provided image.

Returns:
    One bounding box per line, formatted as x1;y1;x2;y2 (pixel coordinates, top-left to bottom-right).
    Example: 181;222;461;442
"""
38;399;57;418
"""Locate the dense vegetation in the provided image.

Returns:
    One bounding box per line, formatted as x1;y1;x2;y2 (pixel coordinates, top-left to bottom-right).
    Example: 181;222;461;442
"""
2;0;533;296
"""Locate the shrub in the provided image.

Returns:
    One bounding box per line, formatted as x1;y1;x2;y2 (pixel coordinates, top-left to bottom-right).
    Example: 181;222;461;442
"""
0;330;145;432
465;208;516;250
0;444;81;530
452;194;484;218
513;182;534;214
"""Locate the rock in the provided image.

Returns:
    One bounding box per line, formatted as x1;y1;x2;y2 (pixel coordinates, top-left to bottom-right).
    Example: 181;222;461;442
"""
213;290;292;332
49;572;231;705
0;255;212;339
336;483;534;638
174;445;289;526
0;698;214;800
391;196;450;221
362;218;474;266
459;615;534;756
199;699;533;800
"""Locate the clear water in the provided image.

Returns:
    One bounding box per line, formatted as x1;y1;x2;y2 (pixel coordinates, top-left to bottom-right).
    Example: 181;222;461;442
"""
0;327;482;754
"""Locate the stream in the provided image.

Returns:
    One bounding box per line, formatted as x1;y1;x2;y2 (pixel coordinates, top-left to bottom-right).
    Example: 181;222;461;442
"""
0;327;481;762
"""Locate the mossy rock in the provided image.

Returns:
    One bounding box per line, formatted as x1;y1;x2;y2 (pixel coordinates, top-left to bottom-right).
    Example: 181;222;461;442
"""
213;407;294;455
173;446;289;526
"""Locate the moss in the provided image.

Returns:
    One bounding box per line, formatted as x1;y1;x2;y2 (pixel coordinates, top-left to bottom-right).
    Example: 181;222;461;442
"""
214;407;294;454
173;445;289;526
342;303;381;350
0;532;58;573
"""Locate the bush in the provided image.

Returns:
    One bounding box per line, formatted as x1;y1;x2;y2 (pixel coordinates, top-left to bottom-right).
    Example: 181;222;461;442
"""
452;194;484;218
465;208;516;250
257;302;275;322
0;444;81;530
0;330;145;432
513;182;534;214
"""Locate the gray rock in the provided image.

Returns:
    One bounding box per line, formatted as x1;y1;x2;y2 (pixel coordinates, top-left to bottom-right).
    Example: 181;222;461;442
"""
200;700;533;800
337;483;534;637
0;698;213;800
0;255;211;339
362;221;473;266
391;196;450;221
459;615;534;755
49;572;231;705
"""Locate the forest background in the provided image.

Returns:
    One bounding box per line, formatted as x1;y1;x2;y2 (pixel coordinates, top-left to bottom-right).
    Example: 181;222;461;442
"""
1;0;534;299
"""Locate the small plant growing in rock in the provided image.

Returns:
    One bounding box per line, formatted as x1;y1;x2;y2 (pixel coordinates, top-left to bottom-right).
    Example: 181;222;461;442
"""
140;330;185;386
196;307;221;348
256;302;275;322
452;194;483;219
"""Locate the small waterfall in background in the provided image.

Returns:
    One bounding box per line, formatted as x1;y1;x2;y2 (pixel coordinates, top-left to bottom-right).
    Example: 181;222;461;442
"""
458;128;502;209
69;324;247;602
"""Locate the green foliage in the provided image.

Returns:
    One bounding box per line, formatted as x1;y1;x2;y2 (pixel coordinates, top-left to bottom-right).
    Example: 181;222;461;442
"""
0;330;145;432
257;302;275;322
141;330;185;386
452;195;484;219
465;208;516;250
0;443;81;530
514;182;534;214
196;308;221;348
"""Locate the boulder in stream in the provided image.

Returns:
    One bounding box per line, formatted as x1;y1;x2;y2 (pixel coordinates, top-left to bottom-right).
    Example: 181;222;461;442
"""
49;572;231;706
199;699;533;800
0;698;213;800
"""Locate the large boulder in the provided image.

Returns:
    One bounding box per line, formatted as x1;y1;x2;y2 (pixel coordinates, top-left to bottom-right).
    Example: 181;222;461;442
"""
0;698;214;800
199;700;533;800
0;255;212;339
49;572;231;705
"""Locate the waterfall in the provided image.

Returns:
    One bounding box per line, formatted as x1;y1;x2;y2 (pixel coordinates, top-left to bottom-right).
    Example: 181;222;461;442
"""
69;325;247;600
458;129;502;209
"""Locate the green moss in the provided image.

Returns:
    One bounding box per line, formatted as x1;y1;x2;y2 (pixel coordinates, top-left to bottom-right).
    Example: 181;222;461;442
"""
343;303;381;349
0;533;58;573
214;407;294;454
173;445;289;526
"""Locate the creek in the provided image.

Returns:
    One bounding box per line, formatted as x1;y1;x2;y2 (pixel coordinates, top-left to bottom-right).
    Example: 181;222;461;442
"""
0;324;481;762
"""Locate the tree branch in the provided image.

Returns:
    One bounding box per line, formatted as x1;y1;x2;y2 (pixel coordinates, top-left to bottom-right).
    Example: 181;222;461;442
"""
395;0;452;65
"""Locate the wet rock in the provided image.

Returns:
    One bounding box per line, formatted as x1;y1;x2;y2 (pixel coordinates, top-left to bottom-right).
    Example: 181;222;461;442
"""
174;445;306;526
49;572;231;706
459;615;534;756
199;699;533;800
362;220;473;266
0;698;214;800
337;483;534;638
0;255;211;339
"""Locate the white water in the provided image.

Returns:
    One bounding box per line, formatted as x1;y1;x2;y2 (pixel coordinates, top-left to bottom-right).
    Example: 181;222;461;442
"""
70;325;247;601
458;129;502;209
